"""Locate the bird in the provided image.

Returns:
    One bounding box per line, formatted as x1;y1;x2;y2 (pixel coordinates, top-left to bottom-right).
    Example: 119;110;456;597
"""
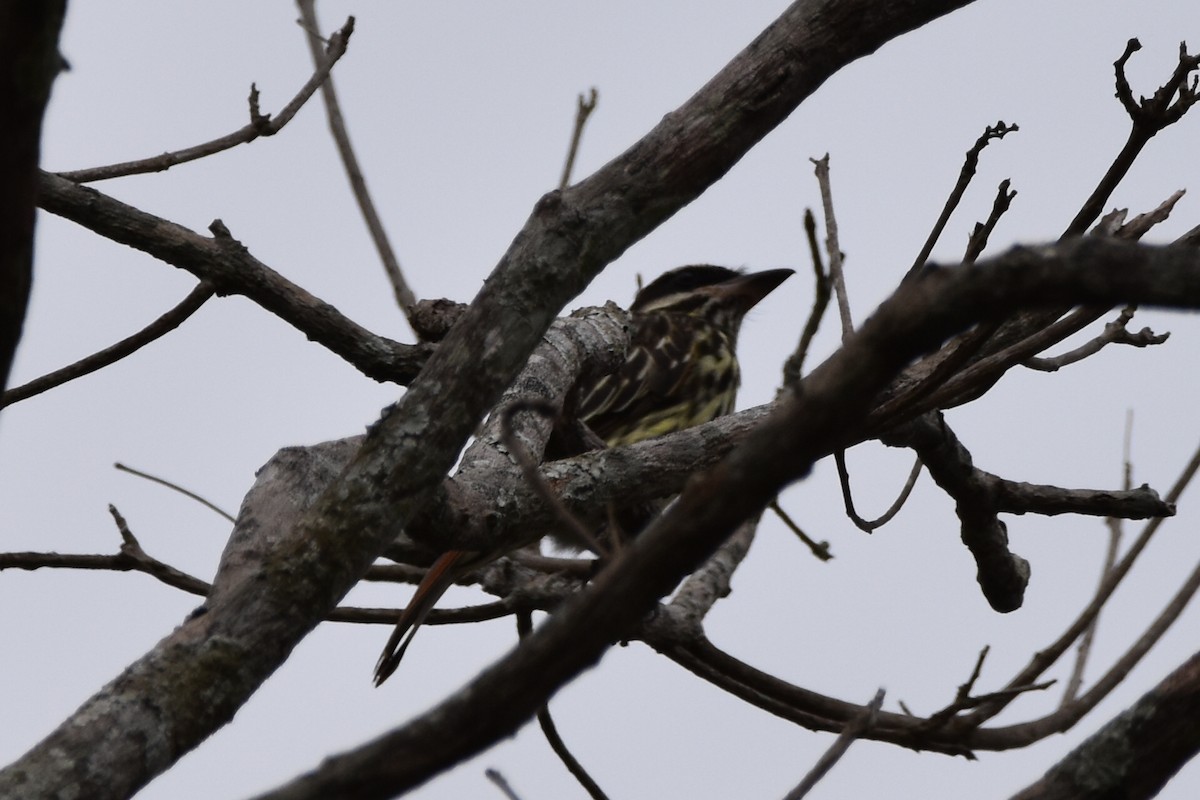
373;265;794;685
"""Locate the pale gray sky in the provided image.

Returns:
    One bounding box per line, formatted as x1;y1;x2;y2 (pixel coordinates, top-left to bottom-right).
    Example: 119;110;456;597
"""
4;2;1200;798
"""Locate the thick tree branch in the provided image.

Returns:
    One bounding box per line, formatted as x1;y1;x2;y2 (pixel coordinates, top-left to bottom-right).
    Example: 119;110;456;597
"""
1009;650;1200;800
250;239;1200;799
30;3;1185;796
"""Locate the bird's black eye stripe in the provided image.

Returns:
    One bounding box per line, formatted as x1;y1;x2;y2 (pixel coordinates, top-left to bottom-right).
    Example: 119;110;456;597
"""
631;265;742;311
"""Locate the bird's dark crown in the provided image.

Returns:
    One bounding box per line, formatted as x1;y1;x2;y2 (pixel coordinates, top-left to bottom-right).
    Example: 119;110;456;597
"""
630;265;742;313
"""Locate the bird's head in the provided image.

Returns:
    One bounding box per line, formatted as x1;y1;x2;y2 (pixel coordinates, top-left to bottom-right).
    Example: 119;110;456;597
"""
630;265;795;333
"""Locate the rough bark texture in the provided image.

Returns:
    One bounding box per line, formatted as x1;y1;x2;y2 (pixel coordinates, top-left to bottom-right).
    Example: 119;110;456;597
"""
0;2;984;798
253;240;1200;799
1010;650;1200;800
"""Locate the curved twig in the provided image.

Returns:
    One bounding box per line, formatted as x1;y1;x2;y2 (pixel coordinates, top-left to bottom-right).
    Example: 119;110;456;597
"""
834;450;923;532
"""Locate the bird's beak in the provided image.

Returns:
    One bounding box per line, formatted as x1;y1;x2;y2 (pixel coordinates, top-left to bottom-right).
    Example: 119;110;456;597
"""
715;268;795;311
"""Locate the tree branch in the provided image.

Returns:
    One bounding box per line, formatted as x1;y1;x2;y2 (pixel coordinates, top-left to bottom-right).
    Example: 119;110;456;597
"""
36;172;433;384
56;18;355;183
295;3;417;317
1;282;214;408
1009;649;1200;800
249;238;1200;799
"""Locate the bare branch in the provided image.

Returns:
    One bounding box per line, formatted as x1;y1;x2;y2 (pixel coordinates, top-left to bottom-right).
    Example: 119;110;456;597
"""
834;450;923;532
960;434;1200;730
882;413;1030;611
963;178;1017;264
782;208;831;386
1023;306;1169;372
36;172;433;384
113;461;235;523
658;635;974;757
559;88;599;190
57;19;355;183
881;184;1185;420
409;297;468;343
769;500;832;561
500;399;603;554
1010;649;1200;800
485;769;524;800
810;155;853;338
1062;411;1133;707
659;519;758;637
516;612;609;800
1063;40;1200;237
1;282;214;408
295;2;417;316
909;121;1019;277
784;689;886;800
251;238;1200;800
1117;188;1187;240
0;0;65;396
0;529;515;628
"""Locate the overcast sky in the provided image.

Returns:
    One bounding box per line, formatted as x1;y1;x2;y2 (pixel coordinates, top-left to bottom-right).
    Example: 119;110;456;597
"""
4;2;1200;798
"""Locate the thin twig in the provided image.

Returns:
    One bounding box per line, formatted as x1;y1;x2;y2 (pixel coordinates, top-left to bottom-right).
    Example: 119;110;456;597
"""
925;681;1056;729
296;1;417;317
907;121;1018;278
113;462;236;523
768;501;832;561
484;769;523;800
1062;40;1200;237
107;504;213;595
0;540;514;626
961;435;1200;727
559;88;598;190
57;20;355;183
833;451;923;532
783;689;885;800
919;647;1056;729
501;399;604;554
1062;411;1133;707
978;525;1200;744
516;612;609;800
810;155;852;339
959;646;990;699
1;283;214;408
1023;306;1168;372
962;179;1017;264
782;208;830;386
